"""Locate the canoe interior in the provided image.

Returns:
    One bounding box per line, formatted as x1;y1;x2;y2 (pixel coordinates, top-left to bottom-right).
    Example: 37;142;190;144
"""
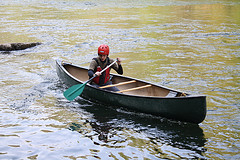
64;64;185;98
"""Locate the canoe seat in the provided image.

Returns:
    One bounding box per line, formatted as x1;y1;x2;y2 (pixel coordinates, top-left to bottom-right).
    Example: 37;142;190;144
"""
116;84;152;93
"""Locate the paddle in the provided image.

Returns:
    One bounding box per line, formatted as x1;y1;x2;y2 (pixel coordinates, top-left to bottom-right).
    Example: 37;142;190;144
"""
63;60;117;101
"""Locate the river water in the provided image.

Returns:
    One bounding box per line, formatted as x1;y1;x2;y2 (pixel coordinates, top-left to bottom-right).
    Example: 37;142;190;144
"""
0;0;239;159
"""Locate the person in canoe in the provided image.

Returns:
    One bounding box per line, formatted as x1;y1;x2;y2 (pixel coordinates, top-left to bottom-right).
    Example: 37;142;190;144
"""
88;44;123;91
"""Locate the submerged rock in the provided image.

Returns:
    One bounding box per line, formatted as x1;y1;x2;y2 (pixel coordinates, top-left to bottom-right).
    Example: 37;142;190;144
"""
0;42;41;51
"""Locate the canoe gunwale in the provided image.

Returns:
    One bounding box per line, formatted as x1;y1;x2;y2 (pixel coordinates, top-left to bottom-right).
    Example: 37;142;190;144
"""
58;60;206;99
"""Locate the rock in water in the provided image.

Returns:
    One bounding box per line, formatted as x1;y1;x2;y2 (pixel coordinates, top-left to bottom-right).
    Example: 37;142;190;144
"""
0;42;41;51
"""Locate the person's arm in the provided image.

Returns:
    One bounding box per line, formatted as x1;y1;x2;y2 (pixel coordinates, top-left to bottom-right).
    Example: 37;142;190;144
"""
111;58;123;75
88;60;99;78
88;69;95;78
116;64;123;75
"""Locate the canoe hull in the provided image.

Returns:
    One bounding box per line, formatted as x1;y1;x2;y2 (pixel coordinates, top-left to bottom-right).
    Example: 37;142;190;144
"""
56;60;206;124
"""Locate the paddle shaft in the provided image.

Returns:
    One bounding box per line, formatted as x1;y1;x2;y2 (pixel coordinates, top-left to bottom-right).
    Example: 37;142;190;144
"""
78;59;117;86
91;59;117;80
65;60;117;98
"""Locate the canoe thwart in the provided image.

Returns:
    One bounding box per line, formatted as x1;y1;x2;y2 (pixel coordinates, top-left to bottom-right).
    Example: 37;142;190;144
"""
117;84;152;93
99;80;136;89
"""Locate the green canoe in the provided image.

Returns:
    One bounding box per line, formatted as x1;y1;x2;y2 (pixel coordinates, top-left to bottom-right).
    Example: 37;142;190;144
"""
56;60;206;124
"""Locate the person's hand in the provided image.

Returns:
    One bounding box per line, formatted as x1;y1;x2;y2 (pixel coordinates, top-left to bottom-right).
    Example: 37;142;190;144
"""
117;57;122;65
94;71;101;77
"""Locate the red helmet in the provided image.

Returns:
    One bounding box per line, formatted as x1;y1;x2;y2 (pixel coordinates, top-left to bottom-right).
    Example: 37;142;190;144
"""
98;44;109;55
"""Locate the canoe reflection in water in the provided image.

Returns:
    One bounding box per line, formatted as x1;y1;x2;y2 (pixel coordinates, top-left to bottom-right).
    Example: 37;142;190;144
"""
65;100;207;159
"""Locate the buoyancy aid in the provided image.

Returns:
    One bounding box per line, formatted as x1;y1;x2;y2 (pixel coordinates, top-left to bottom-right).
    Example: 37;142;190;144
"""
92;57;111;85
